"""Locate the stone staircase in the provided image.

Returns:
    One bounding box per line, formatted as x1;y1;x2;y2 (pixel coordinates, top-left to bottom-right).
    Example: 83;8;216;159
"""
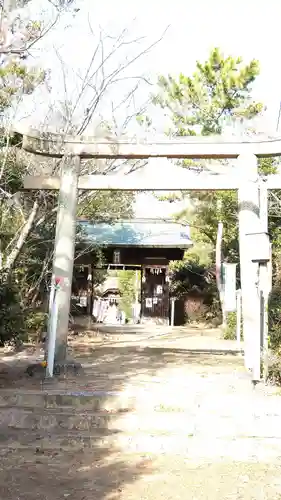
0;389;131;450
1;338;281;500
1;357;280;458
0;383;198;454
0;344;272;457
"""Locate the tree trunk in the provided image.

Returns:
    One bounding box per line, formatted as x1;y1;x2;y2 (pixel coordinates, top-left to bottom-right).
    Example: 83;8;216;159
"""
25;252;52;305
4;200;39;272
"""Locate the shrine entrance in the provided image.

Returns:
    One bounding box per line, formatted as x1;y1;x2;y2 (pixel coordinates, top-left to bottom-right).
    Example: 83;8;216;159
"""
19;128;277;382
72;218;192;325
141;266;169;325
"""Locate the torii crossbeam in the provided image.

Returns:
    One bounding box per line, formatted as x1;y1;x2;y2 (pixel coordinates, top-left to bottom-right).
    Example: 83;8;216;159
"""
17;127;276;382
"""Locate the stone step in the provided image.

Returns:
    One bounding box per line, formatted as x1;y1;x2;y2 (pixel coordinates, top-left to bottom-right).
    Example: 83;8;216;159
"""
0;390;135;411
2;407;281;438
0;388;239;413
0;389;202;412
0;407;196;433
1;387;280;415
1;429;281;458
2;410;281;439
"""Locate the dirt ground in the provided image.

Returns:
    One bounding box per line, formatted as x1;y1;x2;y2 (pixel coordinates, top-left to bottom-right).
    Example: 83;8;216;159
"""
1;326;281;500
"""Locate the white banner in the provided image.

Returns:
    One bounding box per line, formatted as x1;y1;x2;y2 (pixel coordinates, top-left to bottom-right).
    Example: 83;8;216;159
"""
222;263;237;312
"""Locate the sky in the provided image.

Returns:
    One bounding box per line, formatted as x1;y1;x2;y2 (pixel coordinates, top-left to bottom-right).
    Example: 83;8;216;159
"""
12;0;281;216
14;0;281;134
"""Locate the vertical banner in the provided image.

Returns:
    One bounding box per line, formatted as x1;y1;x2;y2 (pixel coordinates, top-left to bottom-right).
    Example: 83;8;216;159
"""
223;263;237;312
215;222;224;294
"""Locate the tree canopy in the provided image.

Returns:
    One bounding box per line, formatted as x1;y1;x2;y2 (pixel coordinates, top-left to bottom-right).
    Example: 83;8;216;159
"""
0;5;140;344
152;48;279;264
153;47;263;136
148;48;281;329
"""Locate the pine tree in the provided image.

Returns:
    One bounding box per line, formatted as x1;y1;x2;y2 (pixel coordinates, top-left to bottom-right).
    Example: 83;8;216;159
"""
152;48;272;262
153;47;263;137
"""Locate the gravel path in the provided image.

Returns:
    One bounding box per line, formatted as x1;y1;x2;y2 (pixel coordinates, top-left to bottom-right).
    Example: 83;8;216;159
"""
1;328;281;499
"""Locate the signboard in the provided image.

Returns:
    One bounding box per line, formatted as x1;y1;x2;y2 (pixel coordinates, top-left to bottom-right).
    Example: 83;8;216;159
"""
245;232;270;263
222;263;237;312
113;250;121;265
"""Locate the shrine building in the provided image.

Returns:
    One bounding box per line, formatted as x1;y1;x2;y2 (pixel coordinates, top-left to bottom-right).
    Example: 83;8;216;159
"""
72;218;192;325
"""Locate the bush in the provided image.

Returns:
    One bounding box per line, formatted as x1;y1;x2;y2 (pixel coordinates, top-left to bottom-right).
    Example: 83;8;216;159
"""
0;277;27;346
184;297;208;323
263;282;281;385
223;311;243;340
267;352;281;386
268;284;281;351
25;310;48;340
169;259;222;325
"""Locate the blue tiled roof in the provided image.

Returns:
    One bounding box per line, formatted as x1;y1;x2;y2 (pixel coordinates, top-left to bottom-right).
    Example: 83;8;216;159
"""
78;219;192;248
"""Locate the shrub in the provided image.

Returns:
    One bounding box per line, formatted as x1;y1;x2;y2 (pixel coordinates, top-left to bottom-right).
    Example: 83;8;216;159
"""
25;310;48;340
263;282;281;385
0;277;27;346
184;296;208;323
169;259;222;325
268;284;281;351
223;311;243;340
267;352;281;386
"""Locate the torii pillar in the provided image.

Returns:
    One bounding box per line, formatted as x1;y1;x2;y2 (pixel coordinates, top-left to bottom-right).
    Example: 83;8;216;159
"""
50;155;80;363
22;132;82;367
237;154;261;377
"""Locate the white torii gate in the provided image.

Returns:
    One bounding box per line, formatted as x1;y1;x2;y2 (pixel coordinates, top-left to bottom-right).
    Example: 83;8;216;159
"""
18;128;279;380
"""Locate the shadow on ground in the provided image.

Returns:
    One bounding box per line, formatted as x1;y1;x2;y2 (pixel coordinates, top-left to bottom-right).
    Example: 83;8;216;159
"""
0;332;245;500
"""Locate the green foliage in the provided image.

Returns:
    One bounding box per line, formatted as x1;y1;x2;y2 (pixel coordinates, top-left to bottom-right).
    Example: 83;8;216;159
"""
77;191;134;221
0;277;26;346
0;9;138;346
117;270;140;320
0;15;45;120
169;254;221;323
151;46;281;300
0;13;48;345
191;190;239;261
223;311;243;340
169;255;212;297
24;310;48;338
268;363;281;386
151;48;265;265
147;48;281;331
224;312;236;340
267;353;281;386
268;283;281;351
0;12;51;345
153;47;262;136
0;62;44;114
182;158;279;264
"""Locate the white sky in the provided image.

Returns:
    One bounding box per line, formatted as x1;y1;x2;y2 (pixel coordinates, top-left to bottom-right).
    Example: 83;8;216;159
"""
14;0;281;217
17;0;281;133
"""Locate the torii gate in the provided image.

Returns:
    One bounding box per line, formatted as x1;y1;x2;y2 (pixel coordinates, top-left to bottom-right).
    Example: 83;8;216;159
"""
18;129;280;381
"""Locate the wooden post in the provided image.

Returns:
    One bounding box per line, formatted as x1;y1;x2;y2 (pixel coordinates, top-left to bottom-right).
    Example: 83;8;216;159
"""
48;155;80;364
238;153;260;377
